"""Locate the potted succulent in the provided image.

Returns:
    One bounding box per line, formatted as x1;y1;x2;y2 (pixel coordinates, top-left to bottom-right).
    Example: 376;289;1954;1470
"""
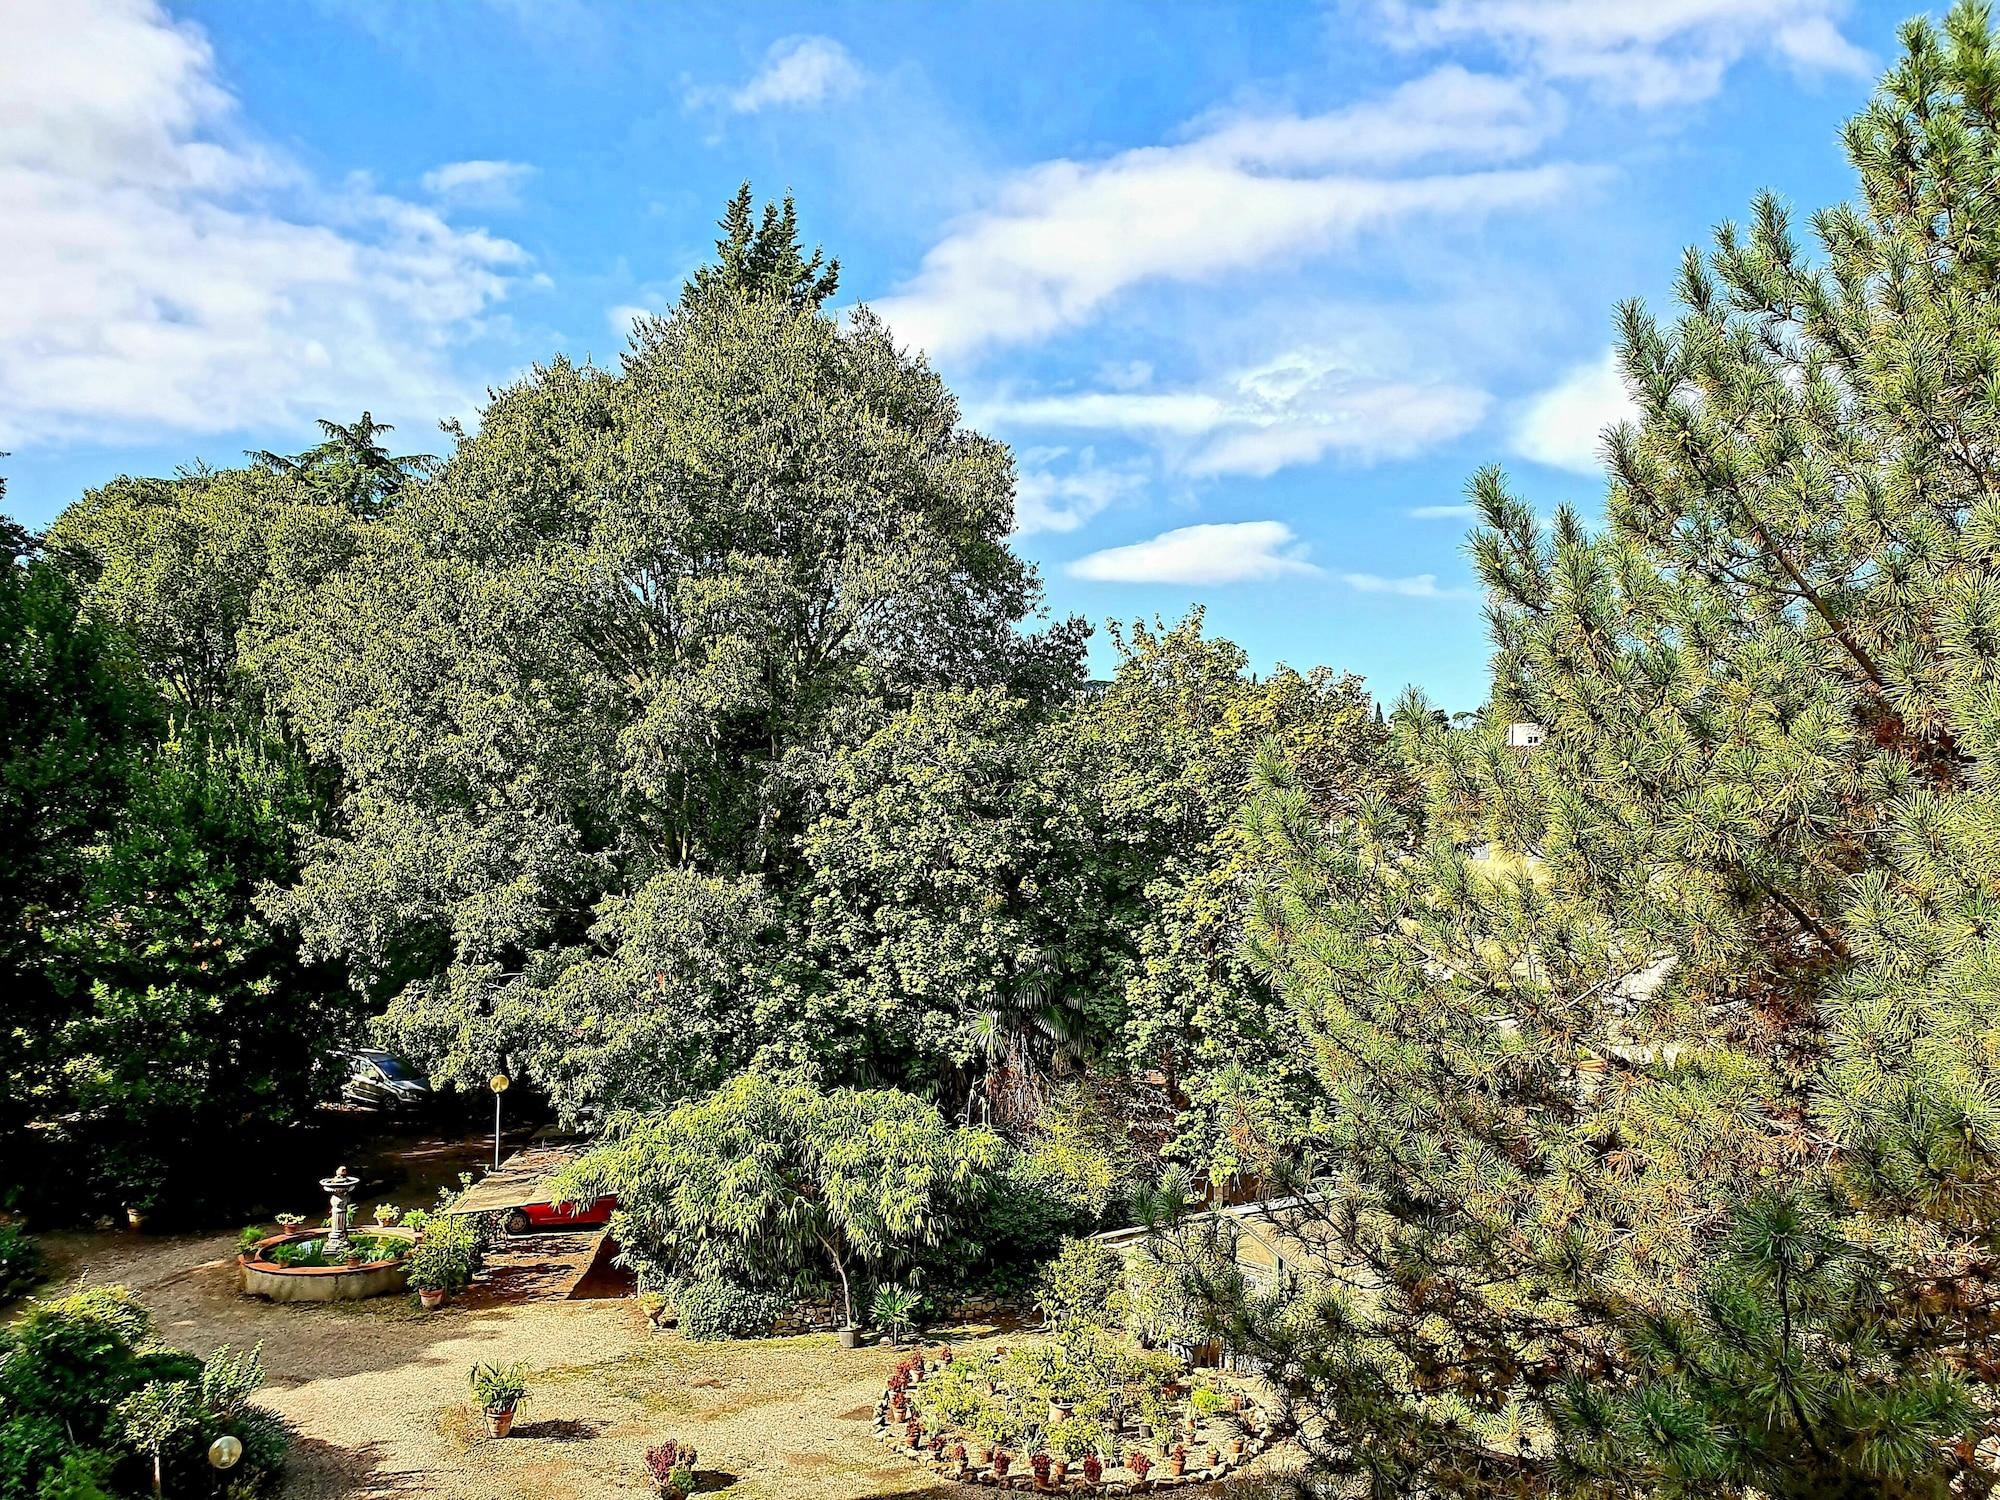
1030;1451;1053;1489
1127;1451;1152;1487
1165;1445;1187;1478
1203;1446;1220;1470
1049;1454;1070;1485
990;1450;1012;1479
469;1360;529;1438
1081;1454;1102;1484
1225;1435;1246;1460
645;1440;699;1497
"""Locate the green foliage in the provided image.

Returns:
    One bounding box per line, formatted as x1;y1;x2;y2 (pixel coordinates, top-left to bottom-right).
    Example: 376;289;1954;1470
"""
869;1285;921;1345
467;1361;529;1412
41;721;356;1211
1045;1415;1105;1461
555;1072;1002;1327
1059;611;1403;1180
0;523;160;1194
244;192;1084;1119
1036;1238;1125;1334
674;1278;790;1342
0;1222;44;1301
0;1286;283;1498
407;1215;483;1295
1200;10;2000;1495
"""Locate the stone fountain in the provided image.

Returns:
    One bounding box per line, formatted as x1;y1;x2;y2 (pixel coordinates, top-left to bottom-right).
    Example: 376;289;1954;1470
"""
319;1164;360;1256
237;1163;414;1304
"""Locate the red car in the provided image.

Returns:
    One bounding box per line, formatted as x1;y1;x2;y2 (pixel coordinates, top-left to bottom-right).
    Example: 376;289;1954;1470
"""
501;1193;617;1237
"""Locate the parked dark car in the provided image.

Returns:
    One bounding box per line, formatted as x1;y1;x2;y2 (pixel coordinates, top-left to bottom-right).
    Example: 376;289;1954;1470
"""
336;1048;432;1110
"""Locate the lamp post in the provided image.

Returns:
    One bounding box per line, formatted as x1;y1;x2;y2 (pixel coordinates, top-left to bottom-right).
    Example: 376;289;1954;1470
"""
490;1073;510;1170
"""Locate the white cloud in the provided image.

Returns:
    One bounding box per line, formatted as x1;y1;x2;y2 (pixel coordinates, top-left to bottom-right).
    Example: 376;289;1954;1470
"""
1012;448;1144;536
873;66;1575;359
1069;521;1319;585
0;0;527;446
422;158;536;207
1513;349;1637;474
725;35;863;113
1341;571;1477;600
983;346;1489;480
1377;0;1870;107
1408;504;1478;520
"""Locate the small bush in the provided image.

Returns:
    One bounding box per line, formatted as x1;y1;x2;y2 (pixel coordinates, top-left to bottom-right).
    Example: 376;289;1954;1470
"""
409;1214;483;1294
0;1222;43;1301
675;1278;789;1341
1036;1237;1124;1333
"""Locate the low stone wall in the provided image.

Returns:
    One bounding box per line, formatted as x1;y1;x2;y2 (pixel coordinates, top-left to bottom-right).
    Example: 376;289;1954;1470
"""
238;1228;415;1303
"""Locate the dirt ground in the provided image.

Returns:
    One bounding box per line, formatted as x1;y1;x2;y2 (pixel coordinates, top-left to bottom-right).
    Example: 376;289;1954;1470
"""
34;1222;988;1500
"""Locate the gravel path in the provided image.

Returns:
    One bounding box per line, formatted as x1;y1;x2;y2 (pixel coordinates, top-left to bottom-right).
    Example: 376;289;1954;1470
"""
35;1226;983;1500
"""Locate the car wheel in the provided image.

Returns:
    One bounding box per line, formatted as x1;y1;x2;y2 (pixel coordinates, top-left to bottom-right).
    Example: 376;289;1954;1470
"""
503;1209;532;1237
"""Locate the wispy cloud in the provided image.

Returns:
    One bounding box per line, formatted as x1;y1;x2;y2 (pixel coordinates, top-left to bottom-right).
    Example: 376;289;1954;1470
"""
1375;0;1870;107
874;66;1575;360
422;158;536;207
0;0;527;446
719;35;863;113
1340;571;1477;600
1513;348;1636;475
1069;521;1319;585
983;346;1488;480
1408;503;1479;520
1012;448;1145;537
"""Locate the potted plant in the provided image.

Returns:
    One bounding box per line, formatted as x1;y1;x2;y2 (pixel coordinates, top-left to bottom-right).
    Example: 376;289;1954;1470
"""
410;1220;478;1310
1127;1451;1152;1486
1030;1451;1053;1488
1165;1445;1186;1478
990;1450;1011;1479
645;1440;699;1497
1049;1454;1070;1484
469;1361;529;1438
1081;1455;1102;1484
1225;1435;1245;1460
1203;1447;1220;1470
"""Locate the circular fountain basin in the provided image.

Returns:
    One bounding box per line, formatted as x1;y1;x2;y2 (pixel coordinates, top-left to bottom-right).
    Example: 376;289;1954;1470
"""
239;1227;416;1303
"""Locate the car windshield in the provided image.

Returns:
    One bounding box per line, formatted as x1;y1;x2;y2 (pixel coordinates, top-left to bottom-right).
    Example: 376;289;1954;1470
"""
371;1055;419;1083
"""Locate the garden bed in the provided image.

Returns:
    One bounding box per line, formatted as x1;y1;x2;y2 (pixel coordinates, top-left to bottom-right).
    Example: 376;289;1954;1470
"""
238;1227;415;1303
872;1343;1281;1492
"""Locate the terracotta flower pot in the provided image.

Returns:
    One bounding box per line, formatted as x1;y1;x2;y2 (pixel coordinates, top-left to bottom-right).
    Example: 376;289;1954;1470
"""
485;1406;516;1438
1050;1458;1069;1484
1226;1438;1245;1460
419;1288;446;1310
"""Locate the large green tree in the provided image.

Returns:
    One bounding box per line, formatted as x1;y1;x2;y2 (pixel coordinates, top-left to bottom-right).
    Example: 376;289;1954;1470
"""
0;512;160;1195
253;194;1085;1116
1200;10;2000;1496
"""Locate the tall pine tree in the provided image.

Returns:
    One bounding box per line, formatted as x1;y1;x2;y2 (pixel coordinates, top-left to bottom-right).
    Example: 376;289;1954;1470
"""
1201;8;2000;1496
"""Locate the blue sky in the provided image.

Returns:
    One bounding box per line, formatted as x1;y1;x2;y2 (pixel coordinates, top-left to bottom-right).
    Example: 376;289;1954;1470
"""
2;0;1921;707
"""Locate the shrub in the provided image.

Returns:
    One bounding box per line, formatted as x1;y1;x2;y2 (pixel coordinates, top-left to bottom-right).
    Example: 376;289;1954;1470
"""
675;1277;789;1341
0;1286;285;1497
408;1214;483;1294
0;1222;43;1301
1036;1237;1124;1333
1047;1415;1104;1460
